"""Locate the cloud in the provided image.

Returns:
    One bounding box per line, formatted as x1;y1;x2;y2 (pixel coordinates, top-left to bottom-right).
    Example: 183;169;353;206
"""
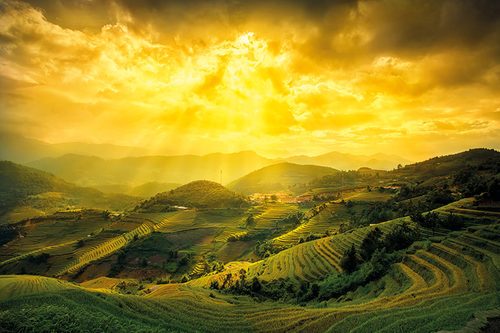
0;0;499;160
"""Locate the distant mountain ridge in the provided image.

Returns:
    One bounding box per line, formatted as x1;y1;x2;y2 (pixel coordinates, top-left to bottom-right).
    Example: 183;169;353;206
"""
27;151;274;187
24;150;409;190
3;133;411;189
0;132;149;163
283;151;412;170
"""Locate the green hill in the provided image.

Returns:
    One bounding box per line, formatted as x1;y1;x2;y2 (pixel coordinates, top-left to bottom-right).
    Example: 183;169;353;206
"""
228;162;338;194
393;148;500;179
137;180;248;210
0;160;72;192
0;161;138;223
0;161;75;214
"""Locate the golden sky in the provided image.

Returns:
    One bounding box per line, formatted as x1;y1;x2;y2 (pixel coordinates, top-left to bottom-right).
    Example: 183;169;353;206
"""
1;0;499;160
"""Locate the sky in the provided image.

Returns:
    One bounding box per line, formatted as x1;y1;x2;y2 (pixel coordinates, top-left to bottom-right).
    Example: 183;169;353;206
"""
0;0;499;160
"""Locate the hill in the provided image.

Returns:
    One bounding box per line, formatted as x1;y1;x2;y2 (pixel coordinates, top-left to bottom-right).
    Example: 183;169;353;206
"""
228;162;338;194
0;161;138;223
0;161;76;215
27;151;274;188
137;180;248;210
393;148;500;179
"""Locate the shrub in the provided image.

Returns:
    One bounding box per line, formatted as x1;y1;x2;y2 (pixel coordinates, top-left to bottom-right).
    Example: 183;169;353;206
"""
340;245;359;273
0;225;17;246
28;253;50;264
439;213;465;230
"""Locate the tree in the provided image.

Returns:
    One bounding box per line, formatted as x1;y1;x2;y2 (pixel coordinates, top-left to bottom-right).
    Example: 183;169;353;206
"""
423;212;440;235
239;268;247;286
359;227;383;261
28;253;50;264
439;213;464;230
245;214;256;229
340;245;359;273
251;277;262;292
210;280;219;290
140;258;148;267
384;222;419;251
487;178;500;200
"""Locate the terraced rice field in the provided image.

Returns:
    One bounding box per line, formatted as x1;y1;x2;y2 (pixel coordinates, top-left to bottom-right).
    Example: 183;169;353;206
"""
1;201;498;332
253;204;299;231
2;225;499;333
55;210;198;276
249;223;377;282
342;190;394;202
272;203;348;248
0;275;79;301
0;212;110;263
190;261;208;276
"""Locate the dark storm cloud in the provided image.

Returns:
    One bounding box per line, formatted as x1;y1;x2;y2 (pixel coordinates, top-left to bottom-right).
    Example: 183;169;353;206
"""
18;0;499;54
363;0;500;54
114;0;358;17
111;0;360;36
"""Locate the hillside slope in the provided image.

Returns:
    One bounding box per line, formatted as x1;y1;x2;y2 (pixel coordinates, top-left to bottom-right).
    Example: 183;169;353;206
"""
0;161;138;222
393;148;500;179
228;162;338;194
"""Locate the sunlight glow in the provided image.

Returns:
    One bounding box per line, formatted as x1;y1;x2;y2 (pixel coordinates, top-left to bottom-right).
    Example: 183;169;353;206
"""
0;0;499;160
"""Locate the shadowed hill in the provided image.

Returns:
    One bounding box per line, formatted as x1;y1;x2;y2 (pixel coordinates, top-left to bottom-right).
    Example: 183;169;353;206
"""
393;148;500;179
0;161;74;196
0;161;138;221
137;180;248;210
228;162;338;194
0;161;76;214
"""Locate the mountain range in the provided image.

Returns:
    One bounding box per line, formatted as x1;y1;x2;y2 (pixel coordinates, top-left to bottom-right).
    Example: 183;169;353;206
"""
2;132;411;188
